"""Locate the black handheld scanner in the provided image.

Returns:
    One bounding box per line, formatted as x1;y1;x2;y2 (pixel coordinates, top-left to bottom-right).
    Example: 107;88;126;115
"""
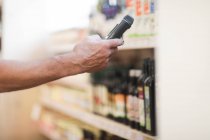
106;15;134;39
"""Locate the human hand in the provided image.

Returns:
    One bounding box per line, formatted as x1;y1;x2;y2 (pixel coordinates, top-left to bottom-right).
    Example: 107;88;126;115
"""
73;35;123;72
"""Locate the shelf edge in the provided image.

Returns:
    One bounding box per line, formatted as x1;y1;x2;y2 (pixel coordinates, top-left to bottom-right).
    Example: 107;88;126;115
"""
41;98;156;140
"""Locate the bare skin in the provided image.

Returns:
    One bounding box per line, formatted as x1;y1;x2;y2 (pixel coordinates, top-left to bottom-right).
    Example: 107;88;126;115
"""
0;35;123;93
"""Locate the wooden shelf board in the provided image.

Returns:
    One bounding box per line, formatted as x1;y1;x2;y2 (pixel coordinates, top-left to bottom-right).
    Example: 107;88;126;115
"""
41;98;156;140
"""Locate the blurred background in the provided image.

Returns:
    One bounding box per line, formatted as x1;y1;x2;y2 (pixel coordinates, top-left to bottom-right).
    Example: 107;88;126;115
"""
0;0;210;140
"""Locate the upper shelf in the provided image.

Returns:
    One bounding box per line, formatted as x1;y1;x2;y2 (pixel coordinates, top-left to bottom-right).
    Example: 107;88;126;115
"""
47;30;156;55
48;39;155;55
41;98;155;140
120;36;156;50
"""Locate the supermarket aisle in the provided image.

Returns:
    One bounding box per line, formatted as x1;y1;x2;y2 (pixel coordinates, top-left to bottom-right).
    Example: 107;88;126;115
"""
0;0;210;140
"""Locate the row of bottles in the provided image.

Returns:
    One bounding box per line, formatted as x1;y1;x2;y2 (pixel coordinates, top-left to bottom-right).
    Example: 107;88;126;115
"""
39;109;126;140
91;58;156;136
99;131;126;140
84;129;126;140
89;0;157;47
127;59;156;135
97;0;156;20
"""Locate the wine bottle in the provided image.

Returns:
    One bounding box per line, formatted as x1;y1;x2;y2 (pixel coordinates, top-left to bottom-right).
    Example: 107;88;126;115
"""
126;69;136;127
107;86;114;119
144;60;156;135
113;81;126;123
138;59;149;131
133;70;142;130
129;69;141;129
105;68;116;120
121;71;129;125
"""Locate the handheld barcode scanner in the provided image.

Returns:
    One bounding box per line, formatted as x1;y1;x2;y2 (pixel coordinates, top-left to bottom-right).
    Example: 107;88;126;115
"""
105;15;134;39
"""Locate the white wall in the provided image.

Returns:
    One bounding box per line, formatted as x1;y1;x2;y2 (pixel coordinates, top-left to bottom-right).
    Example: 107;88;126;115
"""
2;0;97;60
2;0;48;60
157;0;210;140
45;0;97;32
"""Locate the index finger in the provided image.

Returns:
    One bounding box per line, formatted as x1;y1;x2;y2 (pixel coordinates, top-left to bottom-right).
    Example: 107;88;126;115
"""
102;39;124;48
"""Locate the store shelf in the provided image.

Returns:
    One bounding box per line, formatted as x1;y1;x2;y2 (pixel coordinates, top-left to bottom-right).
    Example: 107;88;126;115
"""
48;42;155;53
119;45;154;50
41;98;155;140
119;37;156;50
47;36;156;53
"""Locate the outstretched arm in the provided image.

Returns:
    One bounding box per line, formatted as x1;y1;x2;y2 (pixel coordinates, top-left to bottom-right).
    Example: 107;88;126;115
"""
0;35;123;93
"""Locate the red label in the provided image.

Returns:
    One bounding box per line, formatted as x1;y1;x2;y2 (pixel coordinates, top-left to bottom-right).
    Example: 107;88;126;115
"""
138;87;144;99
136;0;142;16
126;0;134;7
144;0;150;15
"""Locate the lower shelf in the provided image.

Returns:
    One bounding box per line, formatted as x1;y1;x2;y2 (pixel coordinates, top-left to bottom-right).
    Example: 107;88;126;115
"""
39;127;59;140
41;98;156;140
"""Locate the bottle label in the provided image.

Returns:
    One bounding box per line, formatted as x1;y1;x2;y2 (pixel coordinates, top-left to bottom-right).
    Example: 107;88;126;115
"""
129;96;136;122
135;0;142;16
138;87;145;127
100;86;109;116
145;86;151;131
114;93;125;117
144;0;150;15
133;96;140;123
108;92;114;116
93;86;101;114
111;94;116;116
150;0;155;13
126;95;133;120
126;0;134;7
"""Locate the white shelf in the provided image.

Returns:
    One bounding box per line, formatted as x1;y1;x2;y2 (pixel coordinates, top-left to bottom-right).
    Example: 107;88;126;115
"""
41;98;155;140
47;36;156;53
47;42;155;53
119;45;154;50
119;36;156;50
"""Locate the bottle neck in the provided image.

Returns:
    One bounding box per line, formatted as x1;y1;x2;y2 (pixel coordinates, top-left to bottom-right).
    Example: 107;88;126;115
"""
148;60;155;77
143;59;149;76
134;76;139;85
143;65;148;75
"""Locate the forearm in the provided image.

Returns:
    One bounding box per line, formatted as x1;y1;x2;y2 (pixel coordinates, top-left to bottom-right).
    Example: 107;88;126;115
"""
0;35;122;93
0;52;82;92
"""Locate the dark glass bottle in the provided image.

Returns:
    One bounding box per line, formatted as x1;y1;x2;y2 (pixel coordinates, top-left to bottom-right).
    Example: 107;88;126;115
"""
99;131;108;140
144;60;156;136
107;86;114;120
113;82;126;123
105;68;116;120
138;59;149;132
113;70;128;124
133;70;142;130
83;129;95;140
128;69;141;129
126;69;136;127
92;83;100;115
91;70;107;116
121;71;129;125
